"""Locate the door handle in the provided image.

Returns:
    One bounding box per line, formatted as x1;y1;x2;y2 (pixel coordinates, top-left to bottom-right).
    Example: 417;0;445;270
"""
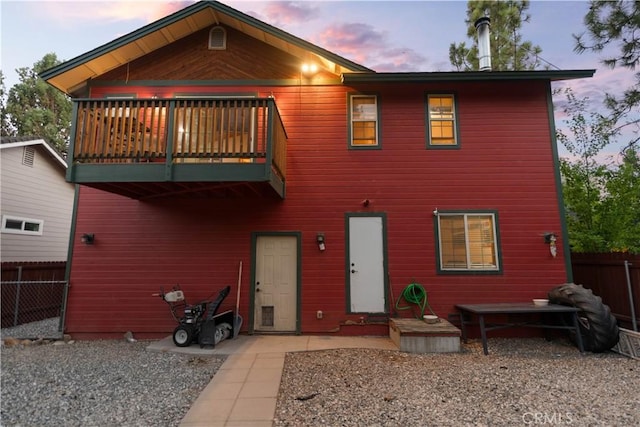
351;269;358;273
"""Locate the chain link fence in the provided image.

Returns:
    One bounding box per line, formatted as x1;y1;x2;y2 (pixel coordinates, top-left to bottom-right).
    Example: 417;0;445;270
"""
1;263;67;339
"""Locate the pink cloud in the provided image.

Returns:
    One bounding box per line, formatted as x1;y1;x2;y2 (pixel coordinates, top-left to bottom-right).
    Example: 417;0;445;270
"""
261;1;318;26
313;22;427;71
39;1;191;26
370;47;427;72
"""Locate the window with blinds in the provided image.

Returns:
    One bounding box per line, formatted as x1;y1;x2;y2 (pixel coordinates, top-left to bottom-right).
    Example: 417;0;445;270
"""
349;94;380;148
436;212;500;272
427;94;458;147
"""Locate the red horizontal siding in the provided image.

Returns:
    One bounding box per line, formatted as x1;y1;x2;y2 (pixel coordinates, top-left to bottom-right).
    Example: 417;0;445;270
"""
67;80;568;337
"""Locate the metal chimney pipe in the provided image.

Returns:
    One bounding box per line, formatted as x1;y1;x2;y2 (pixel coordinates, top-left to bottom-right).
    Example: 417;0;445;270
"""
475;16;492;71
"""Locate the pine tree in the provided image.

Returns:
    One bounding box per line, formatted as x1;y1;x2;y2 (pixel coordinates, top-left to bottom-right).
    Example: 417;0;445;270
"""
5;53;72;153
449;0;543;71
574;0;639;153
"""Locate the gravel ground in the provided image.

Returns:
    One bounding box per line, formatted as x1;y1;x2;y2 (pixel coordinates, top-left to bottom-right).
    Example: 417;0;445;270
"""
274;338;639;427
1;317;62;340
2;323;638;427
1;339;225;427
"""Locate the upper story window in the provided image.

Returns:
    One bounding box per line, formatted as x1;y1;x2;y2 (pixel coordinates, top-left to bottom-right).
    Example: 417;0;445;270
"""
348;94;380;149
1;215;44;236
427;94;458;148
209;26;227;50
436;211;500;273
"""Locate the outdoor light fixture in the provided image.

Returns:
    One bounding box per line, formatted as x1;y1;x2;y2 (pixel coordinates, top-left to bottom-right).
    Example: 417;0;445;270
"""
81;233;95;245
543;232;557;258
301;63;318;77
362;199;370;207
316;233;326;251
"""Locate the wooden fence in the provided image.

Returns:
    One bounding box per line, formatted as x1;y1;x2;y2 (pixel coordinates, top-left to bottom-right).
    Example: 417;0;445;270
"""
571;253;639;330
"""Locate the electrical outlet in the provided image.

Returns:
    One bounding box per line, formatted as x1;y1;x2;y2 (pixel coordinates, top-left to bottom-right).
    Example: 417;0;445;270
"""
316;310;323;319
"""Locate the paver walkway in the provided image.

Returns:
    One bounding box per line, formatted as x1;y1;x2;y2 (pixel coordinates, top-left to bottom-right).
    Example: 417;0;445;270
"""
148;335;397;426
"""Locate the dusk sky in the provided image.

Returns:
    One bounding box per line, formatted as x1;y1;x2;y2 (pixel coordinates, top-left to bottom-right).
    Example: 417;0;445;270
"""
1;0;636;160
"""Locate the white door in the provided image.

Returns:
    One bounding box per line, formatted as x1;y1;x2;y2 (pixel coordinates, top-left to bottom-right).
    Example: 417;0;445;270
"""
348;216;386;313
254;235;297;332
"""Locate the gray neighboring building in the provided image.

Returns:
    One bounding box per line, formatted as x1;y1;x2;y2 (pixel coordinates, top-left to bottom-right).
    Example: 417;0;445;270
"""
0;137;74;262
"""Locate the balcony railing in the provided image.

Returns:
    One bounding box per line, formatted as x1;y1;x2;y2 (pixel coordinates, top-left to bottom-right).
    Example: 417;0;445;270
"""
70;97;287;181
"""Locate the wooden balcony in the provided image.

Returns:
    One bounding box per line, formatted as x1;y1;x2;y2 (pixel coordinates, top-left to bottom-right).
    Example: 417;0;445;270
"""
67;98;287;199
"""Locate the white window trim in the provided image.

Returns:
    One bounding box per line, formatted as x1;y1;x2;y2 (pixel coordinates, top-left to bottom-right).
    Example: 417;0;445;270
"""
1;215;44;236
437;212;499;272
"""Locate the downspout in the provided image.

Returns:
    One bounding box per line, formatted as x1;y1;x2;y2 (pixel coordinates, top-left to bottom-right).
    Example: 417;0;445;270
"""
546;85;573;282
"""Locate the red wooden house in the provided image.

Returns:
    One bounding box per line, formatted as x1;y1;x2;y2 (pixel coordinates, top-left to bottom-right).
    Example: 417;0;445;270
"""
42;1;593;339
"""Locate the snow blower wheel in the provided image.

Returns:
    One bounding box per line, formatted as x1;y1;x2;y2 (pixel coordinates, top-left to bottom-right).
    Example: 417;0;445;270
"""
548;283;619;353
173;324;195;347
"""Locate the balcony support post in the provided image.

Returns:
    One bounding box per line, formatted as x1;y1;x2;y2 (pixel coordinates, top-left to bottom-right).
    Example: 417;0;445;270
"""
66;103;80;182
164;100;176;181
265;98;275;181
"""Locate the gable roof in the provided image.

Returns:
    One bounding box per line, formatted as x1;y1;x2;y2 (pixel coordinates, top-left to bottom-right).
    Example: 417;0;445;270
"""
0;137;67;169
40;1;372;96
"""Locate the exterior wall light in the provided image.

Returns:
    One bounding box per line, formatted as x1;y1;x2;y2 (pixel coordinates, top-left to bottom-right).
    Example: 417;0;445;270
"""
81;233;95;245
543;232;557;257
316;233;326;251
301;63;318;76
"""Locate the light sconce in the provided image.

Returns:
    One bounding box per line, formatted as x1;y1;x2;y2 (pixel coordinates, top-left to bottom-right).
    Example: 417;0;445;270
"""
433;207;439;216
543;232;557;258
81;233;95;245
316;233;326;251
362;199;370;207
301;63;318;77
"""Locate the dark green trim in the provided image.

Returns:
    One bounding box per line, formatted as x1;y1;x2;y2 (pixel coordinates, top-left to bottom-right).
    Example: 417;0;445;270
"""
69;163;269;183
342;69;596;84
173;91;259;98
104;93;137;98
87;78;345;88
249;231;302;334
269;172;285;198
546;86;573;282
347;92;382;150
59;185;81;333
344;213;390;314
41;1;370;82
425;92;461;150
433;210;504;275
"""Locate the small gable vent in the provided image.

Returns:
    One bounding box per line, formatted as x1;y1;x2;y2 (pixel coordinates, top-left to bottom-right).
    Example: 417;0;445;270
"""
208;26;227;50
22;146;35;167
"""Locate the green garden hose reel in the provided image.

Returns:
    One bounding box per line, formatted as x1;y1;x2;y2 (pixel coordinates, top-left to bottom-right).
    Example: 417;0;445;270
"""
395;282;436;319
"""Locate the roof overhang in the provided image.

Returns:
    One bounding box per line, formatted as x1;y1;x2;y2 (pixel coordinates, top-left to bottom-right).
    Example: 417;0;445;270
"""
342;69;596;84
40;1;372;96
0;138;67;169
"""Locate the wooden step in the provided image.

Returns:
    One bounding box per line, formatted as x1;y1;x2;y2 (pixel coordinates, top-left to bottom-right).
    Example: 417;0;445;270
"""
389;318;461;353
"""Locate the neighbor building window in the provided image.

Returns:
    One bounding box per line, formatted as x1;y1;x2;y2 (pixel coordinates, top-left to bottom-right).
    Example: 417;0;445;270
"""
427;94;458;147
349;94;380;148
1;215;44;236
436;212;500;272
